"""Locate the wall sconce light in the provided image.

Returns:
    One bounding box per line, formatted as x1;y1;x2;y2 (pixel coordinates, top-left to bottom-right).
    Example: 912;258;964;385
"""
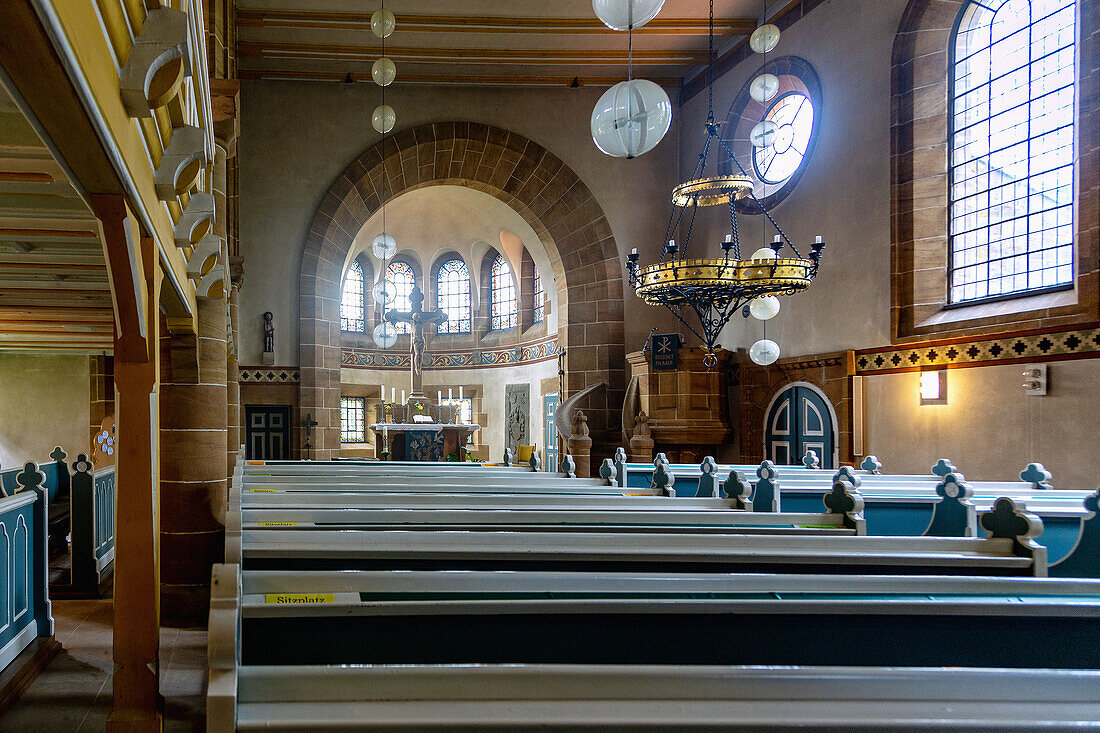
1022;364;1048;395
919;370;947;405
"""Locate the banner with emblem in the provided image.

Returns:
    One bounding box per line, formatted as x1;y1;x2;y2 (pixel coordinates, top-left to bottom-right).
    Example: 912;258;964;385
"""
650;333;681;370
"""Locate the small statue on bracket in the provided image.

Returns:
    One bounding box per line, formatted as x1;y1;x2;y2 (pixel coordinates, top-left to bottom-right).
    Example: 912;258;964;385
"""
262;311;275;365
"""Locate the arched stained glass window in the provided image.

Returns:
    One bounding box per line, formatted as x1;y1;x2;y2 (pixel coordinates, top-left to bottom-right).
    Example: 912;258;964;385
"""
533;264;545;324
436;258;472;334
386;261;415;334
949;0;1077;303
490;255;518;330
341;260;365;332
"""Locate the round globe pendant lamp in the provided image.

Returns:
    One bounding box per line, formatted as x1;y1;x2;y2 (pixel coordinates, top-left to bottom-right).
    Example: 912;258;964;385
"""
591;80;672;158
592;0;666;31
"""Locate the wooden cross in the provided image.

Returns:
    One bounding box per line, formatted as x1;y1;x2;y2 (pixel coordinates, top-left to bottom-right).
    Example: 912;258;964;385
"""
300;412;318;461
384;284;446;397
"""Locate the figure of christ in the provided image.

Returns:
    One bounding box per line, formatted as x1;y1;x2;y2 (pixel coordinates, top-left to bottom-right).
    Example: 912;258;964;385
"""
385;284;446;396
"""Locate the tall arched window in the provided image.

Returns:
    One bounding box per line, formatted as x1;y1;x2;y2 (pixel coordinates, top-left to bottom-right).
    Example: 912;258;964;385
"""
490;254;518;330
533;264;545;324
436;258;471;334
341;260;365;332
949;0;1077;303
386;261;415;334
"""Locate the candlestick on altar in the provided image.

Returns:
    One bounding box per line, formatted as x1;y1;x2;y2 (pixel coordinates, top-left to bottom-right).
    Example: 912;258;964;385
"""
458;385;463;399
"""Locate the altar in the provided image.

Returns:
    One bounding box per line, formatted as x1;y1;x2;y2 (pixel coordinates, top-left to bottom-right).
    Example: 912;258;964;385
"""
371;423;481;462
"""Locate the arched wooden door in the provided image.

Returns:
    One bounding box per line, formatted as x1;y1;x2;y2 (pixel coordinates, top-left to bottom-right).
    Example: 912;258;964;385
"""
764;384;836;468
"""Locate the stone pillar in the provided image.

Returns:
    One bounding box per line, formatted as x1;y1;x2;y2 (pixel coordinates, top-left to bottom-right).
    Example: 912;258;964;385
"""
227;284;240;476
628;411;655;462
159;296;228;625
566;409;592;478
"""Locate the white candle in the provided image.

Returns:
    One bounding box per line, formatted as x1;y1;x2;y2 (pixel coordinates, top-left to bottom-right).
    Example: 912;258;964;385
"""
458;386;463;399
381;384;385;402
391;387;395;403
448;388;453;400
438;390;442;404
401;389;406;403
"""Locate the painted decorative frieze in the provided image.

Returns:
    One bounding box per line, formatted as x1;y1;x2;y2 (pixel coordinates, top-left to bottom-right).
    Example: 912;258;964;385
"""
341;336;560;370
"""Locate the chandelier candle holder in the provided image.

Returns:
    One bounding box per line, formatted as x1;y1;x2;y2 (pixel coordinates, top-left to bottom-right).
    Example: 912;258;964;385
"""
625;1;825;368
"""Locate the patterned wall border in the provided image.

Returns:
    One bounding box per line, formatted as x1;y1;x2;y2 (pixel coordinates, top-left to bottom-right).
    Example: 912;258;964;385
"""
239;367;301;384
342;336;560;371
855;323;1100;375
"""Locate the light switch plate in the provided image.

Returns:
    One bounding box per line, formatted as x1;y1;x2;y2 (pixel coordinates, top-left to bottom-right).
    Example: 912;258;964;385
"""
1022;363;1047;395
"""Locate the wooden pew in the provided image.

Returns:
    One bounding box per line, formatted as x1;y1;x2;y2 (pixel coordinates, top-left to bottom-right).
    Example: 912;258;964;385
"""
229;490;1047;576
59;455;115;596
0;461;58;709
208;563;1100;732
1;446;71;560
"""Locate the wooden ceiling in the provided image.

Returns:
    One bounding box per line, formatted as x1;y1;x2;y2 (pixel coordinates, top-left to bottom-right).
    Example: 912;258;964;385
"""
236;0;768;88
0;83;113;353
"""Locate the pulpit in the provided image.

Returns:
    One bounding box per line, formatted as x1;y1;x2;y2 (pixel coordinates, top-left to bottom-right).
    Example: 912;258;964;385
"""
626;347;733;463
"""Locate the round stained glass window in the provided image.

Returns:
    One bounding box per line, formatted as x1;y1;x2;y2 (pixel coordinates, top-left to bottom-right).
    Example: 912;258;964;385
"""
752;92;814;186
719;56;821;213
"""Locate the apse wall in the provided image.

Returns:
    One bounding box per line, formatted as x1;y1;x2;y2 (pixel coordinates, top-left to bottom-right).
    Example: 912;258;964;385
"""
676;0;1100;487
238;80;683;368
0;354;90;468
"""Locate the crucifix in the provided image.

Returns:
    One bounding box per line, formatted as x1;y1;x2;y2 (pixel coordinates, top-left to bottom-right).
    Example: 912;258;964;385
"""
384;284;446;400
300;412;318;460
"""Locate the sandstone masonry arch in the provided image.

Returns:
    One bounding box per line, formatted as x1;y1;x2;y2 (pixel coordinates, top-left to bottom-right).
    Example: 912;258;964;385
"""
300;122;625;458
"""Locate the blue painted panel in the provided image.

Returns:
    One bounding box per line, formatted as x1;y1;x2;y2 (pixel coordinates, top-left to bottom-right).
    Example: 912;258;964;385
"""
627;472;652;489
865;504;936;536
765;386;835;469
94;471;116;563
0;499;38;653
980;515;1081;565
543;394;559;471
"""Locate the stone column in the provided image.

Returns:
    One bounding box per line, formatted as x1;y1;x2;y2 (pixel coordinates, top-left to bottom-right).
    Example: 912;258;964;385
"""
227;283;240;476
159;296;228;625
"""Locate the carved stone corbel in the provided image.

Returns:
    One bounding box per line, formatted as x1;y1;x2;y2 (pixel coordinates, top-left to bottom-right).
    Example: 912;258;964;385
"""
118;8;191;117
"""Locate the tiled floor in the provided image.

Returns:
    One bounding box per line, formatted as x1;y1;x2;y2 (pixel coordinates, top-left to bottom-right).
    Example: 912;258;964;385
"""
0;599;206;732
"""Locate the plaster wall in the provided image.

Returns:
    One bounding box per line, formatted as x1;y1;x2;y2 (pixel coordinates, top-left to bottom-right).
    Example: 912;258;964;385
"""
342;359;559;461
679;0;907;355
239;80;683;368
862;359;1100;489
0;354;90;468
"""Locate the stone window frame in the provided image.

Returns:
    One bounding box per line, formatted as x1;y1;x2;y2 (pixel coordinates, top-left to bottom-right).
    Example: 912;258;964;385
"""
891;0;1098;342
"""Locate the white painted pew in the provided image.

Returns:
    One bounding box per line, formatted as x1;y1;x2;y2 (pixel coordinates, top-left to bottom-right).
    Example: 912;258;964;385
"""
208;565;1100;732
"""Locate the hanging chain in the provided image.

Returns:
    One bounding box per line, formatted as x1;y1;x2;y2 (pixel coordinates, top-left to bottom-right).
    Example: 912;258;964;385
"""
707;0;715;122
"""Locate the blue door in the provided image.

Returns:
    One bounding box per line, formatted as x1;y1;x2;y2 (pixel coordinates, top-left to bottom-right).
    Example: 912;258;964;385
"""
764;385;835;468
543;393;559;469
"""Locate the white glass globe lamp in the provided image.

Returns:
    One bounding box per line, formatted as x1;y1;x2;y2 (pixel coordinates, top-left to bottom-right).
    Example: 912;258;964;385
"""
372;278;395;306
749;338;781;365
749;247;780;260
373;321;398;349
750;119;779;148
371;232;397;260
749;24;780;54
592;0;665;30
591;79;672;158
749;295;781;321
750;73;780;103
372;57;396;86
372;104;395;134
370;9;395;38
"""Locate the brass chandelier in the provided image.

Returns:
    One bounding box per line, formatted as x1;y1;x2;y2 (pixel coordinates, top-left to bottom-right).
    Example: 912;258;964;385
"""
625;0;825;367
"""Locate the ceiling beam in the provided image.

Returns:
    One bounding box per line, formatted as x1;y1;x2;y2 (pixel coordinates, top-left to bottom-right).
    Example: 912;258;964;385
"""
237;68;681;88
236;10;756;36
0;280;111;291
238;42;708;66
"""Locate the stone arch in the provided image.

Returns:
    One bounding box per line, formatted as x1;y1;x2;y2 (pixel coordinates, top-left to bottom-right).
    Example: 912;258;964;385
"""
300;122;624;458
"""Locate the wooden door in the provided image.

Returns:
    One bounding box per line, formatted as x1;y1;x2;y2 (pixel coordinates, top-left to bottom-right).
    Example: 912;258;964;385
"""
543;393;559;470
764;385;835;468
245;405;291;460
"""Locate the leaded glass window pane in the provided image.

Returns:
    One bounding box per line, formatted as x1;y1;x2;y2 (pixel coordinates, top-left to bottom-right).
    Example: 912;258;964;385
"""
751;91;815;186
533;264;545;324
386;261;415;334
436;258;471;334
949;0;1076;303
340;396;366;443
341;260;365;332
490;255;518;330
